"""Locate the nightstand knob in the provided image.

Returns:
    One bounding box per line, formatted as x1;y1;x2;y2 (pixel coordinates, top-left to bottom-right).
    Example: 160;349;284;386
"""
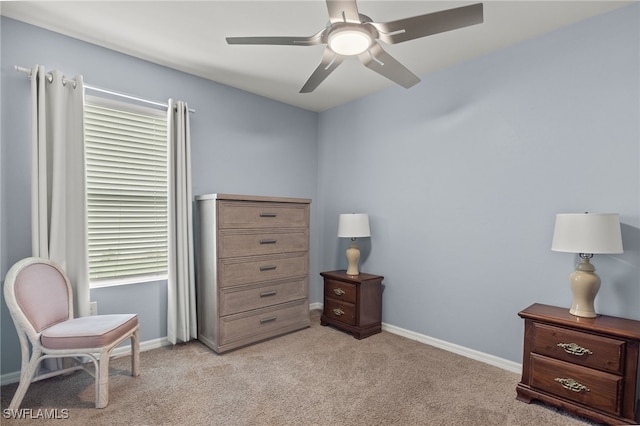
333;308;345;316
554;378;590;393
333;288;346;296
557;342;593;356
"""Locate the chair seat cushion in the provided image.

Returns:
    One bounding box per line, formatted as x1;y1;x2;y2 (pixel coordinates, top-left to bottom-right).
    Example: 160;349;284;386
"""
41;314;138;350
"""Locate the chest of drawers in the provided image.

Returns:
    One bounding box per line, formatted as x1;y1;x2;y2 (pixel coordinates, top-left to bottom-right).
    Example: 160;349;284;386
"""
516;303;640;425
195;194;311;353
320;270;383;339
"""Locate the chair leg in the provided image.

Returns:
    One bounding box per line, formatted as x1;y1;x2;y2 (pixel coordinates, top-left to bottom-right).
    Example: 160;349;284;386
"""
95;328;139;409
131;329;140;377
9;351;43;410
96;349;110;409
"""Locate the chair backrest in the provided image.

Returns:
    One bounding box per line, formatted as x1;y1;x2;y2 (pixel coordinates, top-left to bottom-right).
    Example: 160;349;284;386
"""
4;257;73;341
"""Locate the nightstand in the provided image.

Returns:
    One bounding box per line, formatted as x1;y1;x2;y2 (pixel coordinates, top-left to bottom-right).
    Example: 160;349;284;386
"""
516;303;640;425
320;270;383;339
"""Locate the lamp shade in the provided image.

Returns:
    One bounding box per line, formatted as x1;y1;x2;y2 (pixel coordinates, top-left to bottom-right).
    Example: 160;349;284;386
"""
338;213;370;238
551;213;623;254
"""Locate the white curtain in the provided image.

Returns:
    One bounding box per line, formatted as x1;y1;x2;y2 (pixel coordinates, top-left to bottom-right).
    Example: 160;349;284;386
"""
31;65;90;318
167;99;197;344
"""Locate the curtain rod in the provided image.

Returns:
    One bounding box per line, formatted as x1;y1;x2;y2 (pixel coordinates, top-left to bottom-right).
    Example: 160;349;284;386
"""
15;65;195;113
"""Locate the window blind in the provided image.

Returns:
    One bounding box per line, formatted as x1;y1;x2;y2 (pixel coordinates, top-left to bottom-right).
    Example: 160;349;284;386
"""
84;97;168;283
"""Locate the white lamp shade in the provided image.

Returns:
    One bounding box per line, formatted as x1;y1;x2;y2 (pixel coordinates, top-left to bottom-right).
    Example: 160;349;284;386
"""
551;213;623;254
338;213;371;238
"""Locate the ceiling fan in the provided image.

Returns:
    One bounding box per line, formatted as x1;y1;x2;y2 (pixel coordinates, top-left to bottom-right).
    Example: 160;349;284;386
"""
226;1;484;93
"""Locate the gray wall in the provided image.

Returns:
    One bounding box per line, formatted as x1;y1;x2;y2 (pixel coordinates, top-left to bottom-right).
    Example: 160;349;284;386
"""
1;3;639;378
317;4;639;363
0;17;319;376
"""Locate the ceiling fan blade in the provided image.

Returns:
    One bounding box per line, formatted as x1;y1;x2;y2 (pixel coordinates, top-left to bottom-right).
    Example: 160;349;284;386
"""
226;29;326;46
326;0;360;24
358;43;420;89
300;47;345;93
372;3;483;45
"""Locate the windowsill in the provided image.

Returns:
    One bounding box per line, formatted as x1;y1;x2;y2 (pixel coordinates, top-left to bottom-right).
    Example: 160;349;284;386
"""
90;274;168;289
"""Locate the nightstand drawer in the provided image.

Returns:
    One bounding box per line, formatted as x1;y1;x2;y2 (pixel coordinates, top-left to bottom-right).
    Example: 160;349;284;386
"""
530;353;623;415
324;279;357;304
532;322;624;374
324;298;356;326
218;201;309;229
218;229;308;258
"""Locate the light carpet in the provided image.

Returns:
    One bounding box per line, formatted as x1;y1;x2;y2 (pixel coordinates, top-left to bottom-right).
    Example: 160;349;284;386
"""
1;310;595;425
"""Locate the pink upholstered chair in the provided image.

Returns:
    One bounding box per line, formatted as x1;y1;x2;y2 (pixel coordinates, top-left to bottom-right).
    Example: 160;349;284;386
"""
3;257;140;409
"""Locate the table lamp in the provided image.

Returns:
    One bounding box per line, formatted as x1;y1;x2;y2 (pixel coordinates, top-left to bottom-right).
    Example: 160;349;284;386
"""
338;213;370;275
551;213;623;318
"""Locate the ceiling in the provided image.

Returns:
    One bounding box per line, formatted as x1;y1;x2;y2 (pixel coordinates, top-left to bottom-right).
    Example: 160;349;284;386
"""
1;1;633;112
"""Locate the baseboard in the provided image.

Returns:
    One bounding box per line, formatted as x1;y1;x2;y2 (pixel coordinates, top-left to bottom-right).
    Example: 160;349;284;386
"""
111;336;171;359
2;309;522;385
312;303;521;374
3;306;319;385
381;322;522;374
309;302;322;311
0;337;171;386
0;370;22;386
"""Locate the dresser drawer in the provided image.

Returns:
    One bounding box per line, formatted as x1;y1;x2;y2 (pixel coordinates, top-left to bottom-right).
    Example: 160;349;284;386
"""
324;298;356;326
219;299;309;347
218;201;309;229
324;279;357;304
219;253;308;287
529;353;623;415
218;229;308;258
532;322;625;374
219;278;308;316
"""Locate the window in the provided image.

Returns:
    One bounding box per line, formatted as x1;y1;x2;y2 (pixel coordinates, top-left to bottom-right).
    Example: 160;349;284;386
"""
84;95;168;286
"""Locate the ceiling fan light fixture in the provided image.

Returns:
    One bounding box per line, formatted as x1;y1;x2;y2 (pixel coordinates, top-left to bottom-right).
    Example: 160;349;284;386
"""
328;28;371;56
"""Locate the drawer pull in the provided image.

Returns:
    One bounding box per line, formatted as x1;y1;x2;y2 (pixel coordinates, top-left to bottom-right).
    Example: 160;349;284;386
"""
333;288;346;296
557;342;593;356
333;308;345;316
259;239;277;245
260;316;277;324
259;212;277;218
259;265;277;271
260;290;277;298
554;377;590;393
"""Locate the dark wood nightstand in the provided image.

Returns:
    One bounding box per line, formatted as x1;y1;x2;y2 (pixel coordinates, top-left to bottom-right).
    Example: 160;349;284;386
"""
320;270;383;339
516;303;640;425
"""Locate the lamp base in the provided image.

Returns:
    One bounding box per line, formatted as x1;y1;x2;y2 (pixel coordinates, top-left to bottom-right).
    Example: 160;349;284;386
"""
568;257;600;318
345;240;361;275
